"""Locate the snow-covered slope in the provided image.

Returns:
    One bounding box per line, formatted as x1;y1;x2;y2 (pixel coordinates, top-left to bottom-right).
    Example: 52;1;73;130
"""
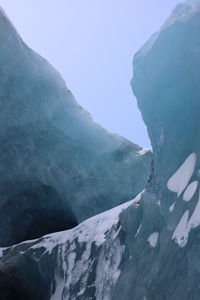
0;194;142;300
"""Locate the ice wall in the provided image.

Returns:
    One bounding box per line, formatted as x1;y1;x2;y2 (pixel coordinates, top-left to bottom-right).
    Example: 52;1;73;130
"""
0;9;152;246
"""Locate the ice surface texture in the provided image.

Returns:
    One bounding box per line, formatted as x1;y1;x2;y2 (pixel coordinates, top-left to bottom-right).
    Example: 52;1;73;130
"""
2;0;200;299
0;10;151;247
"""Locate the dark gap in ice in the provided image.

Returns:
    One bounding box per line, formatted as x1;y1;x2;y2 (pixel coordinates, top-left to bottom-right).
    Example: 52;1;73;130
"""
0;184;78;246
0;271;30;300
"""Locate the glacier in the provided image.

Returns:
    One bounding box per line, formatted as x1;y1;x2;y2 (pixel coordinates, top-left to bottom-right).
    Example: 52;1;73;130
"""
0;8;151;247
1;0;200;299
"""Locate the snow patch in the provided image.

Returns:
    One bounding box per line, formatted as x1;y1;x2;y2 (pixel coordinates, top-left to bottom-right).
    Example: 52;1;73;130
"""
187;190;200;230
169;203;175;213
183;181;198;201
172;210;189;247
137;148;152;156
167;153;197;197
147;232;159;248
135;224;142;237
50;275;65;300
65;251;76;289
173;189;200;247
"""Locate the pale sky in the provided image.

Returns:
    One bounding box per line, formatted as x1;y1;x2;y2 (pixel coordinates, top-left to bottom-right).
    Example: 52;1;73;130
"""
0;0;182;147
